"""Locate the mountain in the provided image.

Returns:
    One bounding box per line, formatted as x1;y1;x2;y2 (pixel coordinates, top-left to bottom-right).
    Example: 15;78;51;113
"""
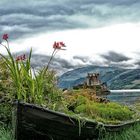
58;66;140;90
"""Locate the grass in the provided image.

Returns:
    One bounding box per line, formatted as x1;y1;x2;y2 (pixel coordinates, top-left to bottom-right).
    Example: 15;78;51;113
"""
0;124;13;140
102;123;140;140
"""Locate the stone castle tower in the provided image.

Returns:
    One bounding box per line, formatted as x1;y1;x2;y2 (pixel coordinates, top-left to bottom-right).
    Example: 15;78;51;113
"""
86;73;101;86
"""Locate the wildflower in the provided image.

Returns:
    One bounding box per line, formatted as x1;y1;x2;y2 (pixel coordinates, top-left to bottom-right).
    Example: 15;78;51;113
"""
2;34;8;40
46;41;66;70
59;42;66;47
53;41;66;50
16;54;26;61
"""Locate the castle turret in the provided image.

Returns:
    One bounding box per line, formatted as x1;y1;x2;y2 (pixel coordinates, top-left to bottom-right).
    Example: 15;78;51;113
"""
86;73;101;86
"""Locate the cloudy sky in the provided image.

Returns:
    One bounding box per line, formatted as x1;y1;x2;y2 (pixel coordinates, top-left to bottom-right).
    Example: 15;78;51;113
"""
0;0;140;74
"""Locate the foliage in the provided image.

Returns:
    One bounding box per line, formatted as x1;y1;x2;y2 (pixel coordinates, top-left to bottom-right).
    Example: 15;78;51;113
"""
0;103;12;124
101;123;140;140
134;103;140;111
62;89;137;124
0;59;13;124
0;58;13;101
66;93;134;124
0;35;66;131
0;36;65;106
0;124;13;140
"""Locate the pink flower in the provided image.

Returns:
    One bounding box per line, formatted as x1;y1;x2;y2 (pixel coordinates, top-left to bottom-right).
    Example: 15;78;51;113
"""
59;42;66;47
53;41;66;50
2;34;8;40
16;54;26;61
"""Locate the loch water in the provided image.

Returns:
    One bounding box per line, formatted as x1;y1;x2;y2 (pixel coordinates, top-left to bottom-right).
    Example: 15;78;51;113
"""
106;90;140;105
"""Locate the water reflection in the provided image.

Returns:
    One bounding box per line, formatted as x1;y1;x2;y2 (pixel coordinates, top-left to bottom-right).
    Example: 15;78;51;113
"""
105;92;140;105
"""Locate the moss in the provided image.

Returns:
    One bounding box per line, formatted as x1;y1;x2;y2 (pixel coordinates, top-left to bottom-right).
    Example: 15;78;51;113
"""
76;95;88;106
74;100;134;124
65;89;137;124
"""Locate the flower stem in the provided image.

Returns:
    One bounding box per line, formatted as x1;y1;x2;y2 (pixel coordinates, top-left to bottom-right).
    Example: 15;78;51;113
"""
45;49;56;71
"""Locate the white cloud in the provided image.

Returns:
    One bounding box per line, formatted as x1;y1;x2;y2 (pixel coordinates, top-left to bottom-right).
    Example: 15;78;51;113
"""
0;22;138;69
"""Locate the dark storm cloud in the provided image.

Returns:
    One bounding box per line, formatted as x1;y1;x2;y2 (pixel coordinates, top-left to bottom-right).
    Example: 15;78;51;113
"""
1;0;140;39
0;0;85;39
109;62;135;69
100;51;130;62
30;54;74;69
29;54;76;75
11;50;74;71
73;56;89;63
134;60;140;68
84;0;138;5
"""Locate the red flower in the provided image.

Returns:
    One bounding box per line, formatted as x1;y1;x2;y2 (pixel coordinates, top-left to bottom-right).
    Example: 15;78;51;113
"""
53;41;66;50
2;34;8;40
59;42;66;47
16;54;26;61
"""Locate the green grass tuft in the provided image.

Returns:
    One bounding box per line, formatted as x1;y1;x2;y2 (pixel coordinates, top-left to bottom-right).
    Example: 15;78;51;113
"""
102;123;140;140
0;124;13;140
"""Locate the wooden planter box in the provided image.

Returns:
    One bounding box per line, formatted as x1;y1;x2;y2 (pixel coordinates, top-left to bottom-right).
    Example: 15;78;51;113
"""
15;102;139;140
